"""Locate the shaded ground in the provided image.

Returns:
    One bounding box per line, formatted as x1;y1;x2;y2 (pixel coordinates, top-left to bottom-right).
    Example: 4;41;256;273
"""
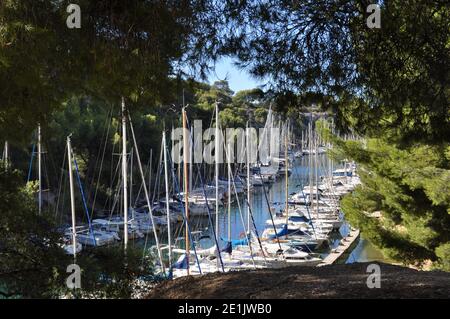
146;262;450;299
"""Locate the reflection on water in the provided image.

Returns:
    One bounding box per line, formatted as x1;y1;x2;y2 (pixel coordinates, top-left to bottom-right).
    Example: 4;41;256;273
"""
346;236;387;263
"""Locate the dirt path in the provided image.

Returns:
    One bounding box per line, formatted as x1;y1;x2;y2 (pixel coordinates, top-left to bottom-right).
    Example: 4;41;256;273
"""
146;262;450;299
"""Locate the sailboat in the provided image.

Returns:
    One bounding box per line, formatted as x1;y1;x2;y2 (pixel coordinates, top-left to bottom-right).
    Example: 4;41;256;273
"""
73;225;118;246
61;234;83;255
229;232;322;268
65;136;117;248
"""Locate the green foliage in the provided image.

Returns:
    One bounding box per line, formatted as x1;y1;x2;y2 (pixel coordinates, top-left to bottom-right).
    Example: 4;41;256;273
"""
327;133;450;270
303;1;450;270
219;107;247;128
0;162;69;298
63;246;157;299
253;107;269;125
188;79;269;128
0;0;227;142
350;1;450;144
435;243;450;271
0;162;157;298
223;0;449;144
232;88;265;107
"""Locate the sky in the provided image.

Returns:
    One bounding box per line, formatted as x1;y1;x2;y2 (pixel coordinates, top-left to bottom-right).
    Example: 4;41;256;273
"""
207;57;265;93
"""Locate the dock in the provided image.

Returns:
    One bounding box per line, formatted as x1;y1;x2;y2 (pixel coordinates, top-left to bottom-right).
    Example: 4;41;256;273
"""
317;228;360;267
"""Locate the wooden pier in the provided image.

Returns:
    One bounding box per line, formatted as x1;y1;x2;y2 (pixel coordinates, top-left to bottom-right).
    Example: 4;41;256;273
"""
317;228;360;267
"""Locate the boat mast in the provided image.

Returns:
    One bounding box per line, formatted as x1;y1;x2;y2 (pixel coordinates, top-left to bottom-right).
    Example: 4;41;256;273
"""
162;131;172;266
3;141;8;168
330;120;334;186
215;103;220;268
344;134;348;184
189;131;193;193
246;123;251;234
227;142;231;242
182;107;190;275
121;97;129;250
67;136;77;257
38;124;42;215
301;130;303;154
130;148;133;219
315;131;319;217
285;123;289;227
183;92;193;194
128;114;165;274
308;119;313;216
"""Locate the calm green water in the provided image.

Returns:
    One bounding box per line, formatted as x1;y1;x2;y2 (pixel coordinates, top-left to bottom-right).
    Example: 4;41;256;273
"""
346;236;387;263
